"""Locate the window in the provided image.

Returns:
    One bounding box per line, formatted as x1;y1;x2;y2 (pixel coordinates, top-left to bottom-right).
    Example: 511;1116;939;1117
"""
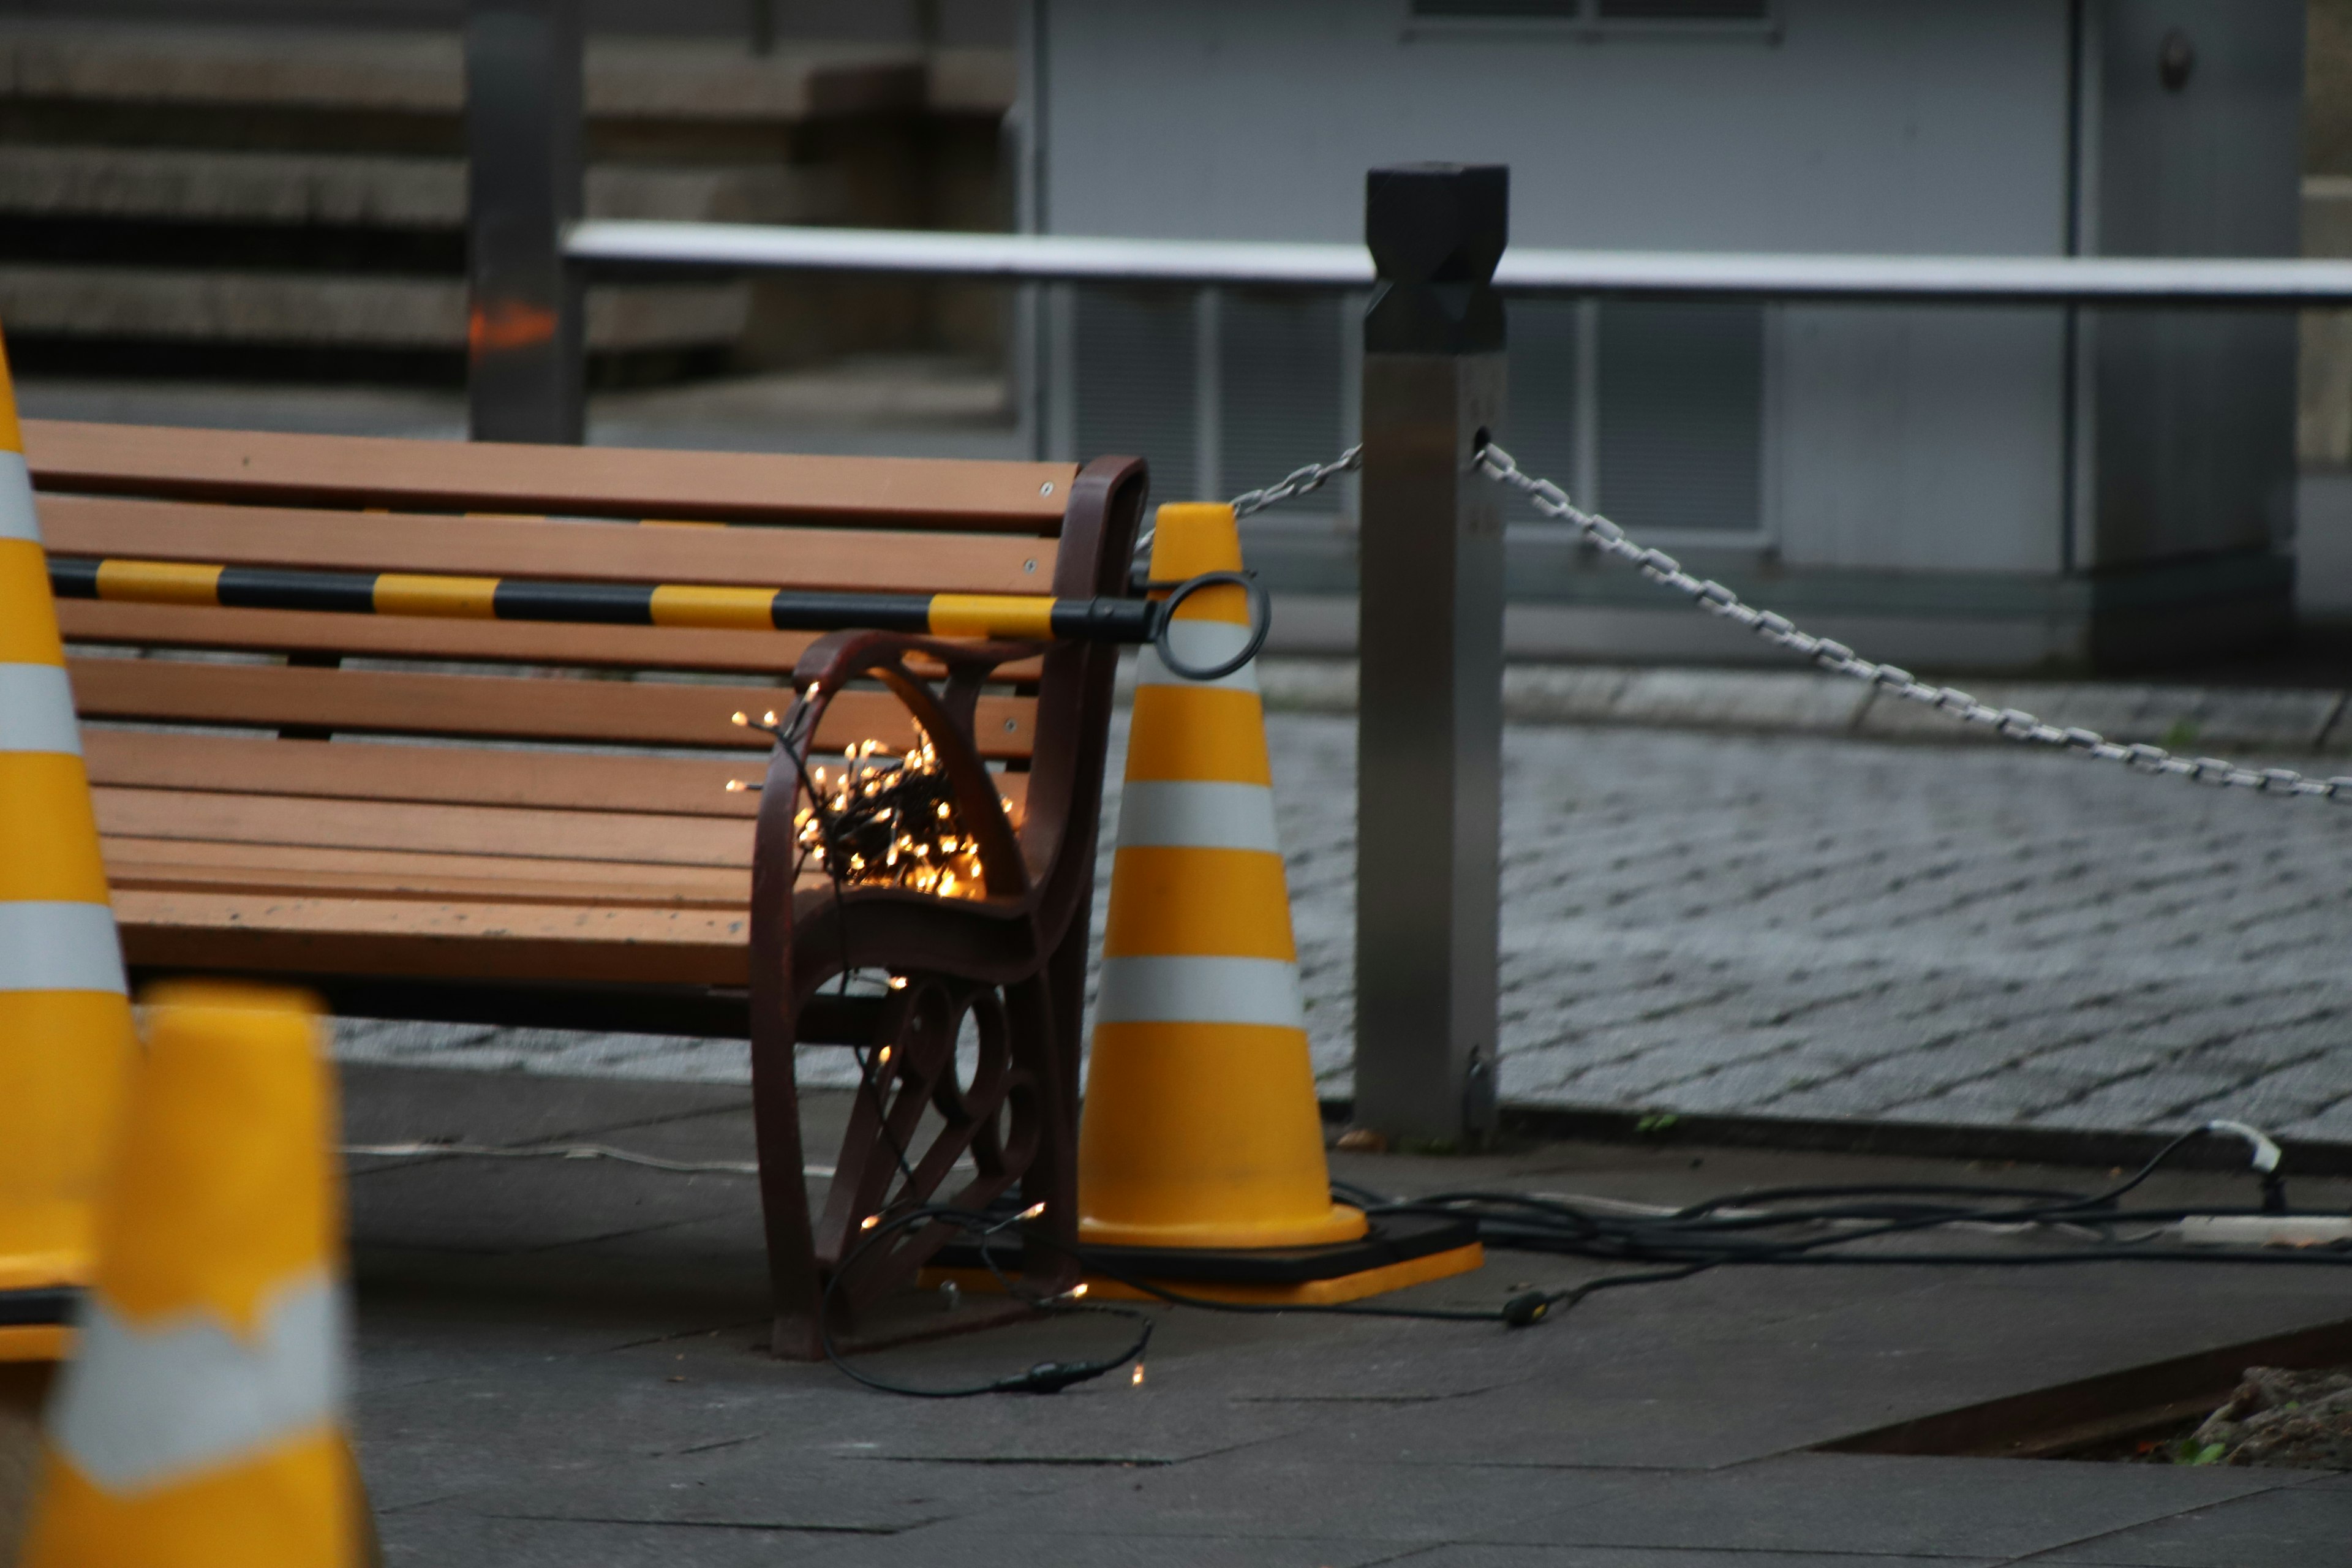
1060;291;1765;540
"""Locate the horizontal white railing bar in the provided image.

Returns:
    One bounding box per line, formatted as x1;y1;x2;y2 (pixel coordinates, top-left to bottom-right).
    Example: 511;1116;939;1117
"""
565;221;2352;305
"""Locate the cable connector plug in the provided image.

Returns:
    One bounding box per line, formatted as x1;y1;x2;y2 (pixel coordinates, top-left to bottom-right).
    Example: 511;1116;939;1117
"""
1000;1359;1113;1395
1501;1292;1552;1328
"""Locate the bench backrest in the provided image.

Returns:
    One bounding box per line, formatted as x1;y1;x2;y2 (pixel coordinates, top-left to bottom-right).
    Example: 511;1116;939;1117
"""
31;420;1145;918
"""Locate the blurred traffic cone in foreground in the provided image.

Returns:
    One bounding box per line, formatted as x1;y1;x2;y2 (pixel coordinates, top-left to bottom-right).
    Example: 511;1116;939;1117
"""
20;983;360;1567
0;323;141;1553
1068;503;1482;1302
0;325;139;1362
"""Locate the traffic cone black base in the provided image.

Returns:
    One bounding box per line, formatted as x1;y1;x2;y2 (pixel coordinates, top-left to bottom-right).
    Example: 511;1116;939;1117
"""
923;1210;1482;1306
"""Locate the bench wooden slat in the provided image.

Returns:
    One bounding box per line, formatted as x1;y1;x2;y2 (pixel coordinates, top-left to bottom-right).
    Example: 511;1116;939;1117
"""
64;599;823;674
39;494;1060;594
81;730;761;816
57;601;1045;682
115;889;752;986
95;787;756;868
102;837;765;908
27;421;1077;535
67;659;1038;757
78;729;1030;818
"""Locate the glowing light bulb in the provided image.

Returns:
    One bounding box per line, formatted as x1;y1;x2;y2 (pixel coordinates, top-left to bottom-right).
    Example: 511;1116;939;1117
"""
725;779;746;793
859;1214;878;1231
731;711;748;726
1019;1202;1047;1221
1066;1283;1089;1300
763;710;777;726
1131;1363;1145;1388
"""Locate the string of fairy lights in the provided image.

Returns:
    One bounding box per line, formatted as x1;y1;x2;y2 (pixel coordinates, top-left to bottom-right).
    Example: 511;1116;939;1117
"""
730;710;997;899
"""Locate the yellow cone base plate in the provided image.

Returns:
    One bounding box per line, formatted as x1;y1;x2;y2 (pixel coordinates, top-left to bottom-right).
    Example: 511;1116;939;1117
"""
921;1240;1485;1308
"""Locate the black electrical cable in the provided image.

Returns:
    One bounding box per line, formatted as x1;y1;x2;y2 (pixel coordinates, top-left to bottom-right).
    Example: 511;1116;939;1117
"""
820;1124;2348;1396
1354;1123;2350;1324
820;1205;1158;1398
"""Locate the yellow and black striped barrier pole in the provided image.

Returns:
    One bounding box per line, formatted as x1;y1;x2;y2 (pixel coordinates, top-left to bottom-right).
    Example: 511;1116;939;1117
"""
48;556;1268;682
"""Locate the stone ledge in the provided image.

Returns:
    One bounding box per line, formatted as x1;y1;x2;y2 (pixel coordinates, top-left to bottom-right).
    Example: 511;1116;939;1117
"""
0;146;835;228
1251;656;2352;756
0;23;1011;120
0;265;748;350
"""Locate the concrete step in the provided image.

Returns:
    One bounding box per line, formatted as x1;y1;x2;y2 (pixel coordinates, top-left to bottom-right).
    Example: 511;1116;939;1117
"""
0;265;747;352
0;22;1011;120
0;145;837;228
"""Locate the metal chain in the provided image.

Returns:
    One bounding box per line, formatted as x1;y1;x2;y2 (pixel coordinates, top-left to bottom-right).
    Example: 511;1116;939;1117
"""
1468;440;2352;801
1131;445;1366;568
1231;446;1363;519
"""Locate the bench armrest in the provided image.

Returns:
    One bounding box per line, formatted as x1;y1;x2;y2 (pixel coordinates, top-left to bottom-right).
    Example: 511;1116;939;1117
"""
779;630;1046;900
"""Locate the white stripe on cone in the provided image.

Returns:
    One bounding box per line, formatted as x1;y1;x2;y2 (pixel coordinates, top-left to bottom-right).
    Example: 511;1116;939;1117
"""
0;903;127;995
1095;955;1306;1029
1137;619;1260;693
0;453;37;543
0;665;83;755
1114;780;1280;853
48;1274;345;1492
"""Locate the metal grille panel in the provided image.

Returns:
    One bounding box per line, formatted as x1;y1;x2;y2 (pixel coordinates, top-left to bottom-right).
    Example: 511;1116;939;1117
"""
1219;290;1344;506
1071;286;1196;497
1597;300;1762;533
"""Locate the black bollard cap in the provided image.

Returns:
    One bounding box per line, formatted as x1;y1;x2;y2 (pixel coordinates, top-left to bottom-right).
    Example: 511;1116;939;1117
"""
1366;164;1509;285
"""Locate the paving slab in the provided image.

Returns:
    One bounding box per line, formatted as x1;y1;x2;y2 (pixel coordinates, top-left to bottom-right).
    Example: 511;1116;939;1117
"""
1389;1551;2005;1568
1480;1453;2285;1559
336;1066;2352;1566
2014;1474;2351;1566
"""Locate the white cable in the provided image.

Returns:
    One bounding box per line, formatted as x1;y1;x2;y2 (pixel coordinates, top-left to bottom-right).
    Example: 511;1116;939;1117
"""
340;1142;807;1177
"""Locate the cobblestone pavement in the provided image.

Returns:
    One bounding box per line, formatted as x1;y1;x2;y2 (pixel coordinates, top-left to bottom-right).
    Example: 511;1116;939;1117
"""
340;708;2352;1143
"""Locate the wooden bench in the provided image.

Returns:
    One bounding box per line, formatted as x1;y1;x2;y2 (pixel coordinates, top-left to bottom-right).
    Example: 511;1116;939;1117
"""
26;419;1147;1355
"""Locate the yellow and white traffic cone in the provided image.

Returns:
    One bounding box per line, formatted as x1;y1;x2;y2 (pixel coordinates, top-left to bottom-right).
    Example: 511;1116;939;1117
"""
1079;502;1366;1251
0;328;138;1363
19;982;360;1567
1068;503;1482;1304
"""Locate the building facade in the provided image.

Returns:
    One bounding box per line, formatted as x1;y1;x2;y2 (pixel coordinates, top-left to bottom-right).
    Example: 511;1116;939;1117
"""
1021;0;2304;671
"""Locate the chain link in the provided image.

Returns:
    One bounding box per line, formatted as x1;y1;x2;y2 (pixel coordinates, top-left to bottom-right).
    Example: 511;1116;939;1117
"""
1464;440;2352;802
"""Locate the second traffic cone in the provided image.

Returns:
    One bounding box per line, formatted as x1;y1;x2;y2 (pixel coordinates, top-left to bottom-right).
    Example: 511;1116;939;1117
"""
0;325;139;1365
1066;503;1482;1305
1080;502;1364;1250
19;982;360;1567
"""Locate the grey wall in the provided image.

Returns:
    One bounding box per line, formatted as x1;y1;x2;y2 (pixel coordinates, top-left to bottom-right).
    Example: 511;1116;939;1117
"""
2087;0;2304;569
1033;0;2081;575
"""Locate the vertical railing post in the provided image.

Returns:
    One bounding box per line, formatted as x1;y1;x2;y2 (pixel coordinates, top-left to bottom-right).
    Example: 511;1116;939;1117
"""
465;0;585;445
1353;164;1509;1147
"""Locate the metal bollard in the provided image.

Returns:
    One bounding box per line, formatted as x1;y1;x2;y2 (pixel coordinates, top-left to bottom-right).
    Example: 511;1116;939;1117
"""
1353;164;1509;1147
464;0;586;445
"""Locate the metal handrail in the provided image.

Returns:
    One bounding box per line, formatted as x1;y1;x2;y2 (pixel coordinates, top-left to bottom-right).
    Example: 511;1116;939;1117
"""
566;219;2352;306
